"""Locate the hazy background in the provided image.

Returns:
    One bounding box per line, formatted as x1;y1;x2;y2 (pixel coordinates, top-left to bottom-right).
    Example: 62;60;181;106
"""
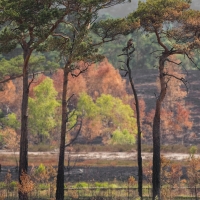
99;0;200;18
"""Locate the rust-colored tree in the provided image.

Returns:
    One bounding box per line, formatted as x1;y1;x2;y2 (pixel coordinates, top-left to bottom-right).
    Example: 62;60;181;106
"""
84;59;130;102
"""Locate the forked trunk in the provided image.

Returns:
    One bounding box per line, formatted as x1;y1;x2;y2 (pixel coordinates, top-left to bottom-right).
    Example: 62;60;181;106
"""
56;64;70;200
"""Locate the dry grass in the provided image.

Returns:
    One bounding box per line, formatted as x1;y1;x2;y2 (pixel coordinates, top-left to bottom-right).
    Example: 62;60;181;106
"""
0;143;194;167
0;154;138;167
0;153;190;168
0;154;58;166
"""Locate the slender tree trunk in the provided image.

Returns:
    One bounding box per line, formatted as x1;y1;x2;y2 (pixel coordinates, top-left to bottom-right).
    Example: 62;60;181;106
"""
152;101;161;200
126;49;143;199
56;63;70;200
18;49;32;200
152;56;167;200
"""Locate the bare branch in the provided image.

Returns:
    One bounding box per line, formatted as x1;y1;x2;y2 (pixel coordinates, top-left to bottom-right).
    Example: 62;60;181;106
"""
163;72;189;93
71;67;88;77
118;52;128;57
28;72;35;89
0;70;54;84
0;74;23;83
119;67;128;72
65;119;82;148
66;94;75;105
121;71;128;77
67;109;76;121
118;60;126;65
118;46;135;57
185;52;200;70
70;61;94;78
166;59;182;66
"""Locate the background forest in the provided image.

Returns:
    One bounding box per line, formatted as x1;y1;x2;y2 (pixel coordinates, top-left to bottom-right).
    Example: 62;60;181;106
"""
0;1;198;150
1;0;200;200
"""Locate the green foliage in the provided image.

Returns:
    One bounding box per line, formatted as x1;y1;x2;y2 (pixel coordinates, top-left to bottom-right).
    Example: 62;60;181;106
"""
28;77;60;142
0;134;3;145
0;113;20;129
0;54;60;81
0;56;23;78
111;129;135;145
77;93;137;140
92;17;138;41
189;145;197;158
77;93;99;118
35;164;46;175
9;181;17;191
94;182;109;188
96;94;137;134
0;109;4;119
0;0;65;53
133;0;190;25
38;183;49;190
75;182;88;188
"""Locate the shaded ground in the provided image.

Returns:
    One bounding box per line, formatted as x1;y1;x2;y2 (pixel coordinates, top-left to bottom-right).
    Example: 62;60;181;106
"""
0;151;194;183
0;166;137;183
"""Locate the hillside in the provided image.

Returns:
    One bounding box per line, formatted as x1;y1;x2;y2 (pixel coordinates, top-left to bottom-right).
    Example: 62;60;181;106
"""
0;60;200;144
129;68;200;145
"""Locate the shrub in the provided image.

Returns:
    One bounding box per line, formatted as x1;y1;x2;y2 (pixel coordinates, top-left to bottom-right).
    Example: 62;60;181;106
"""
75;182;88;188
95;182;109;188
189;145;197;158
111;129;135;145
35;163;46;175
38;183;49;190
9;181;17;190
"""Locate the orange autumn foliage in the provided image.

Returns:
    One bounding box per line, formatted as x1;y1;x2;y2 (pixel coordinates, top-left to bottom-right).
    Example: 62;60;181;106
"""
84;59;129;101
52;69;87;100
0;81;16;104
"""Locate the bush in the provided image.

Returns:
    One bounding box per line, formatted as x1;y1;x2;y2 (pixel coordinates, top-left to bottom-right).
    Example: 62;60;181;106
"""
35;163;46;175
75;182;88;188
9;181;17;190
111;129;135;145
38;183;49;190
109;183;118;188
189;145;197;157
95;182;109;188
0;182;6;188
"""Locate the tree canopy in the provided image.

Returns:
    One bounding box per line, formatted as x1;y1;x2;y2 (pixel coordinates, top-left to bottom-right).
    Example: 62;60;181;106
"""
28;77;60;143
76;93;137;142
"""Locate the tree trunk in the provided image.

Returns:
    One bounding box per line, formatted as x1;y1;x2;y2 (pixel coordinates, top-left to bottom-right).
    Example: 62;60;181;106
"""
152;56;167;200
152;101;161;200
18;49;32;200
56;64;70;200
126;49;143;199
